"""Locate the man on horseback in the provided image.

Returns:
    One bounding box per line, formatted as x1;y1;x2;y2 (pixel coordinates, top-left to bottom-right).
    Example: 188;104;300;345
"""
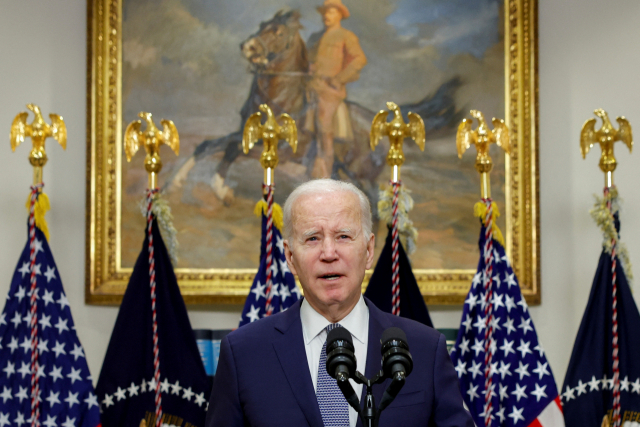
307;0;367;178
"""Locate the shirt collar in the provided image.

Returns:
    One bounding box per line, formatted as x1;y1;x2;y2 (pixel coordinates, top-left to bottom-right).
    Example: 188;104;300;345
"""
300;294;369;345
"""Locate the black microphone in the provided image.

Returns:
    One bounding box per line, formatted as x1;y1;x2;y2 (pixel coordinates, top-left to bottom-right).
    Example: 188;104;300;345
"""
325;326;361;414
326;327;356;380
378;327;413;413
380;327;413;380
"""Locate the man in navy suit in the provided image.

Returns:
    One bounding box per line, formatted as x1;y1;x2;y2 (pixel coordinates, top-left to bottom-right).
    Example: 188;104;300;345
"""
205;179;473;427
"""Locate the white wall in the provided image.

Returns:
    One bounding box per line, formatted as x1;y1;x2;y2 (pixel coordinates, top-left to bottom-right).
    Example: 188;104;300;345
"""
1;0;639;388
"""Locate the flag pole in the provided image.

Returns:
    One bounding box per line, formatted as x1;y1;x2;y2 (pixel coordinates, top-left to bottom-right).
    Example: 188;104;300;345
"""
580;108;633;427
242;103;298;317
456;109;510;427
370;101;425;316
124;111;180;427
10;104;67;427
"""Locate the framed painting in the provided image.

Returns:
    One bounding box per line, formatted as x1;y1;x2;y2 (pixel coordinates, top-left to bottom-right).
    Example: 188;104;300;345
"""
86;0;539;305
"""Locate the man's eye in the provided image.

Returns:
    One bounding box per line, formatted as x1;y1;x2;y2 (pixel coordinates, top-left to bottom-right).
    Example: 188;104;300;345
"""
307;236;318;242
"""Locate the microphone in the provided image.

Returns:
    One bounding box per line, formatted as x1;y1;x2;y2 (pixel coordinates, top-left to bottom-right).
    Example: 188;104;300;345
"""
380;327;413;380
378;327;413;413
325;326;361;414
326;327;356;380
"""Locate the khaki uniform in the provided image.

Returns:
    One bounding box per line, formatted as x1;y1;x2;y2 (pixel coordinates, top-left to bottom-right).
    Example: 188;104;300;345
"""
307;26;367;134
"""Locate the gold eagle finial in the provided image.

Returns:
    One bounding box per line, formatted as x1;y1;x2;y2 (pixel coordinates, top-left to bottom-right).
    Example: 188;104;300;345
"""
456;110;510;198
10;103;67;184
242;104;298;185
580;108;632;187
370;101;425;181
124;112;180;189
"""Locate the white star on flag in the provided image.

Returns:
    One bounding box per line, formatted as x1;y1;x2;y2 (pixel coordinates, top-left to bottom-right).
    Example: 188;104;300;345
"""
44;265;56;283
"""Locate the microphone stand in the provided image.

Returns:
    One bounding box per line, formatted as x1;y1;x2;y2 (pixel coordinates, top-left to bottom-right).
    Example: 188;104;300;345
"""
337;369;407;427
356;371;386;427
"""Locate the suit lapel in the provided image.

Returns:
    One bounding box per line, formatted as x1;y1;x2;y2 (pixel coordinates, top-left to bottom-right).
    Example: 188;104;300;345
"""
357;298;392;427
272;300;323;427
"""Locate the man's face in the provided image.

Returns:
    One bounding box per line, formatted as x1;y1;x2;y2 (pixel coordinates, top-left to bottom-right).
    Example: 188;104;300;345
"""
322;7;343;28
284;191;375;316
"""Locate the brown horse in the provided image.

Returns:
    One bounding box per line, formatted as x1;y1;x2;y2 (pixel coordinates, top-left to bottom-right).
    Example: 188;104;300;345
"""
169;9;461;218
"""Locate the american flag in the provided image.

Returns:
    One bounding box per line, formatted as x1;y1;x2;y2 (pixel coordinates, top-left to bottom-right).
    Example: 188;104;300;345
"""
239;212;301;327
451;212;564;427
0;224;101;427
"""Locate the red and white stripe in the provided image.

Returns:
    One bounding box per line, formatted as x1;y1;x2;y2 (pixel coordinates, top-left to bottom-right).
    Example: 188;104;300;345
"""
391;181;401;316
528;397;565;427
481;198;495;427
28;183;44;427
263;184;276;316
605;187;621;427
146;189;163;427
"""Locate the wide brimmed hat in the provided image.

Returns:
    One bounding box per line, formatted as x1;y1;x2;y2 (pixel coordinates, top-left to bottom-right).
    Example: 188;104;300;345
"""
317;0;350;19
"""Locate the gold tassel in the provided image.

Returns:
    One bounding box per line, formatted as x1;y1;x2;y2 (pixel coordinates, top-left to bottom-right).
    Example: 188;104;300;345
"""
25;192;50;241
254;200;284;232
473;201;505;247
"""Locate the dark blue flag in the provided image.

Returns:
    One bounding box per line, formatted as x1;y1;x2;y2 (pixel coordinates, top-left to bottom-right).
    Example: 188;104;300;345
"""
96;219;211;427
239;212;301;327
562;213;640;427
364;227;433;327
451;223;564;427
0;224;101;427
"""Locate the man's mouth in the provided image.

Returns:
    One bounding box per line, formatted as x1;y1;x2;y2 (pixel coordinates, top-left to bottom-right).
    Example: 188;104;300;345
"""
320;274;342;281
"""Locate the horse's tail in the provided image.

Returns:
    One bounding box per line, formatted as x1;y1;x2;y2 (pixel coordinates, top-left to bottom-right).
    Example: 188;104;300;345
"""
399;76;464;132
193;130;243;160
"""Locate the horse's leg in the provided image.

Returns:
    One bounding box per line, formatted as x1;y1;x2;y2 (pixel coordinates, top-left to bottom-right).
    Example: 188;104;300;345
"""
211;135;244;205
166;156;196;190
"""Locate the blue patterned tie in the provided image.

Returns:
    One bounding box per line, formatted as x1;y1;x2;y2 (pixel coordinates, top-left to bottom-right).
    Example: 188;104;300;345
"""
317;323;350;426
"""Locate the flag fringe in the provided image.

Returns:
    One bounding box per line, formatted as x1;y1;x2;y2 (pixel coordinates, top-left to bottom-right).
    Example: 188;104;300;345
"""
25;191;50;241
254;199;284;232
139;192;179;265
378;184;418;254
473;201;505;247
590;187;633;281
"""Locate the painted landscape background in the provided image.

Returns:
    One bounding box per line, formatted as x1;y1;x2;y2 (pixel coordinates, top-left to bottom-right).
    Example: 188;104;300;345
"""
119;0;506;270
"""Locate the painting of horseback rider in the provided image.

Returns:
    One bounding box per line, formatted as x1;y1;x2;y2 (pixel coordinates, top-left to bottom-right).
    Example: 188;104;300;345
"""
171;6;461;207
119;0;506;272
306;0;367;178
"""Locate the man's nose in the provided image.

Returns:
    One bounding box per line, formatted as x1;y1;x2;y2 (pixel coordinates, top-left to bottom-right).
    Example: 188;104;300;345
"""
320;239;338;261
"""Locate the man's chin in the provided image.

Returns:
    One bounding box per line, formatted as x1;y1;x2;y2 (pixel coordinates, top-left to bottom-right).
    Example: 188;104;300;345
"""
320;289;359;307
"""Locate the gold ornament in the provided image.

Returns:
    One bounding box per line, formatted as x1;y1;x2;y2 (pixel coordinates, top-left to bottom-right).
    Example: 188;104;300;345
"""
10;103;67;184
242;104;297;186
456;110;510;198
580;108;633;188
370;101;425;182
124;112;180;189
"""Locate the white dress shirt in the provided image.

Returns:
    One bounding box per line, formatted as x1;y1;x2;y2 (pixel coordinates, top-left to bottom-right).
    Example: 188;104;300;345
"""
300;295;369;427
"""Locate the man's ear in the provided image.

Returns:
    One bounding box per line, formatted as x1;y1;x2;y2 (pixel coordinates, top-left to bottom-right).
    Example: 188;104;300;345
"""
365;233;375;270
283;239;298;276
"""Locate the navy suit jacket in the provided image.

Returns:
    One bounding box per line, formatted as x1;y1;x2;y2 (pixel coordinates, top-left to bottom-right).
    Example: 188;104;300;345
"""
205;297;473;427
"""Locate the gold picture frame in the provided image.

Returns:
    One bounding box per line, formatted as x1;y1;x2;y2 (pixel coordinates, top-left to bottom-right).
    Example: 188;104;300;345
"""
86;0;539;305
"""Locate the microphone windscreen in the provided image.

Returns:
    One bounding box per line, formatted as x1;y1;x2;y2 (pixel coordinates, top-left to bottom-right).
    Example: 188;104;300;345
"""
381;327;407;346
327;326;353;346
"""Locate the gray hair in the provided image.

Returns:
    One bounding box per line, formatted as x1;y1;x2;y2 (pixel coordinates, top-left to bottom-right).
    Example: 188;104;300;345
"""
283;179;372;242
